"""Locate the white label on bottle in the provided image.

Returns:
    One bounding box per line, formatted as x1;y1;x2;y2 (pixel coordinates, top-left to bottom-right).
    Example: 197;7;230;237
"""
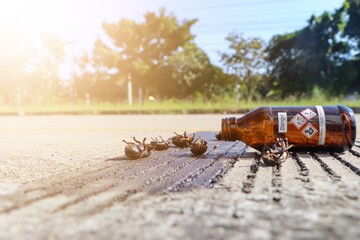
278;112;287;133
316;106;326;145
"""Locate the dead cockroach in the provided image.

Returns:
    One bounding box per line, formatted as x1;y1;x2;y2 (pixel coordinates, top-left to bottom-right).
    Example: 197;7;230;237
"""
261;138;293;167
190;137;208;156
171;131;195;148
122;137;153;160
150;136;170;150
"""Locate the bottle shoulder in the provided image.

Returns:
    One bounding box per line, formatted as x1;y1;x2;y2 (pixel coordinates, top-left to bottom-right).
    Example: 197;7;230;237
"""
239;106;273;123
337;105;356;149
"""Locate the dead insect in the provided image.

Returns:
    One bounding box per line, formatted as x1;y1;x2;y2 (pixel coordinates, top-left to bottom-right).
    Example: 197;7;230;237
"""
261;138;293;167
190;137;208;156
171;131;195;148
215;131;222;140
150;136;169;150
122;137;153;160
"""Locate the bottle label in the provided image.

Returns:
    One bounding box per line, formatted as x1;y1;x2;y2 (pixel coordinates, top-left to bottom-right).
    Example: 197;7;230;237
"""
302;123;318;138
278;112;287;133
291;114;306;129
301;108;317;120
316;106;326;145
288;106;326;145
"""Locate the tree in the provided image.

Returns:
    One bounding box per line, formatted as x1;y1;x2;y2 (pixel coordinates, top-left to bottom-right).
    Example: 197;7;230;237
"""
0;30;35;104
156;44;215;98
73;47;127;101
90;8;197;100
341;0;360;93
0;30;69;105
267;8;349;98
220;33;268;101
34;32;66;100
344;0;360;49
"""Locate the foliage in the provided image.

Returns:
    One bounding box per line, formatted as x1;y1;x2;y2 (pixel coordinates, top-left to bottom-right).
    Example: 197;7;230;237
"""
156;44;215;98
341;0;360;93
3;95;359;115
0;30;29;104
267;1;360;98
90;8;198;99
344;0;360;49
267;9;348;98
220;33;268;101
0;30;66;105
73;44;126;101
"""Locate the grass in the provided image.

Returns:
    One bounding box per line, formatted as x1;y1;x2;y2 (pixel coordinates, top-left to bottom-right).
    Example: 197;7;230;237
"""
1;97;359;115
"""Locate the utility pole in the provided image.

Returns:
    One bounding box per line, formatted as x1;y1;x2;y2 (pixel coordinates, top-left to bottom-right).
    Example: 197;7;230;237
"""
127;73;133;106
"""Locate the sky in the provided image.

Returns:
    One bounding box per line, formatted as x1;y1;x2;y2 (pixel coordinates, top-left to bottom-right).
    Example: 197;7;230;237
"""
0;0;345;74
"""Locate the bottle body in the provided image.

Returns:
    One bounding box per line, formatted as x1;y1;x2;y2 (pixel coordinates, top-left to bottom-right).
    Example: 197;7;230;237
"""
221;105;356;152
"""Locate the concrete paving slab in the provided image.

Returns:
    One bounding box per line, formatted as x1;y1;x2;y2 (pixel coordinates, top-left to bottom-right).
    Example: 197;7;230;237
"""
0;114;359;239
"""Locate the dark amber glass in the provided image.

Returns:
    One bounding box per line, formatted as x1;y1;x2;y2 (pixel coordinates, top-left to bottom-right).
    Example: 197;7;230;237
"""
221;105;356;152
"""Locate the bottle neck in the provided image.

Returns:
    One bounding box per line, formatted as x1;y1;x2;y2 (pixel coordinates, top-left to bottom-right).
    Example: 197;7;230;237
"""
221;117;238;141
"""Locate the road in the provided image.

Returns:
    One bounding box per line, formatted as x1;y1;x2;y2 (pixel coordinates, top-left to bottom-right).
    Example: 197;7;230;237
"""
0;114;359;239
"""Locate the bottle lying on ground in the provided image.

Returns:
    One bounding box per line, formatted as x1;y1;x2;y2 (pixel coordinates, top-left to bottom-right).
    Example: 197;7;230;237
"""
220;105;356;152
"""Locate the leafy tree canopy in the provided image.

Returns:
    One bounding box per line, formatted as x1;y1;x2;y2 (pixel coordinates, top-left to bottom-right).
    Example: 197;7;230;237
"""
94;8;197;92
266;5;351;98
220;33;268;101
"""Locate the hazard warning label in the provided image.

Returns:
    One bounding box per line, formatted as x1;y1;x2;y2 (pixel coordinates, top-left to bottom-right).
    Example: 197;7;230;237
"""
301;108;317;120
291;114;307;129
302;123;318;138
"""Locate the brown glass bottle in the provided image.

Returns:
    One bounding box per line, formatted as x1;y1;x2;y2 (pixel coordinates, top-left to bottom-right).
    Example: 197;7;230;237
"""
220;105;356;152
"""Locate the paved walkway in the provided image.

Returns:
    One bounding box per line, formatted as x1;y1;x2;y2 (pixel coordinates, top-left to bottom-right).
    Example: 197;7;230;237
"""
0;115;359;239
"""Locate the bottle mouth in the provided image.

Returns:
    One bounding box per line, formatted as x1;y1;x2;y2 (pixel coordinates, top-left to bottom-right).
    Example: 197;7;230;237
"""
221;117;237;141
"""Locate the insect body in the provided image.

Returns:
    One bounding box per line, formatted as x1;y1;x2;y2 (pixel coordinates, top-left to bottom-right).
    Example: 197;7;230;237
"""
215;131;222;140
261;138;293;167
171;131;195;148
150;136;169;150
190;137;208;156
123;137;153;160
